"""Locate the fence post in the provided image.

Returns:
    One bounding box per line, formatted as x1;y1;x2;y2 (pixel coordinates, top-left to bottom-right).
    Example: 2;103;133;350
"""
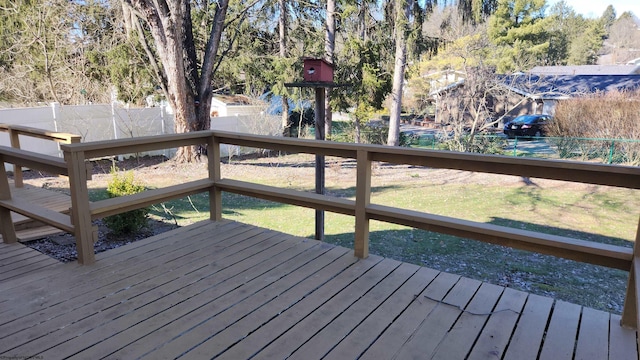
0;157;17;244
513;137;518;157
209;133;222;221
608;140;615;164
354;149;371;258
64;149;96;265
621;217;640;331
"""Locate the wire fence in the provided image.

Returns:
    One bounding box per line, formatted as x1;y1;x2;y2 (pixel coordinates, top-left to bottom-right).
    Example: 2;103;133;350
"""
406;134;640;166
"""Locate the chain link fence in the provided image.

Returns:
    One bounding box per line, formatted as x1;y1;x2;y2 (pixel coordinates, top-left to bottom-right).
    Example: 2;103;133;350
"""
404;133;640;166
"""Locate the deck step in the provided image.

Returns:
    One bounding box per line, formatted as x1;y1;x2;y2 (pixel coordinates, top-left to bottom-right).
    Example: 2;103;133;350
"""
16;225;66;242
0;197;74;233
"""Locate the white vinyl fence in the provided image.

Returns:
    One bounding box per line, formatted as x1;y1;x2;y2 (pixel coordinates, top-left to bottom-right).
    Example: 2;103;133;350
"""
0;103;281;163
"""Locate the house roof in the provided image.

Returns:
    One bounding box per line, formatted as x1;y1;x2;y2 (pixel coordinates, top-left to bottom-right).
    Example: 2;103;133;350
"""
428;79;465;96
528;65;640;75
499;74;640;100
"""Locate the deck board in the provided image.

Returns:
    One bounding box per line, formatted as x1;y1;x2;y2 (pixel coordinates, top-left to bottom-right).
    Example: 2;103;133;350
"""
392;276;483;359
503;293;554;360
539;300;583;360
429;282;504;359
0;220;637;359
323;266;440;360
358;271;462;359
609;314;638;360
80;239;336;359
575;307;610;360
467;287;528;359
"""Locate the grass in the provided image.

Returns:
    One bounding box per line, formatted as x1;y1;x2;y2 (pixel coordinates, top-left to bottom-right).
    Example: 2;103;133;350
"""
95;154;637;314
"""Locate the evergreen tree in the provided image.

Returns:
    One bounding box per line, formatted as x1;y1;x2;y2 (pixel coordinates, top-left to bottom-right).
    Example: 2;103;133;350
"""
487;0;551;72
545;1;587;65
457;0;497;24
568;19;605;65
330;0;393;143
601;5;616;37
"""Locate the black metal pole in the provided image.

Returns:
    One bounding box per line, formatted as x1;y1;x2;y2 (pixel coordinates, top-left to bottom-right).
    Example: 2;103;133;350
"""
314;87;326;241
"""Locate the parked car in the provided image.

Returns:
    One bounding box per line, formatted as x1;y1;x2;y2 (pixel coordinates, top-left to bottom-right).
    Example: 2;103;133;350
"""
503;114;552;138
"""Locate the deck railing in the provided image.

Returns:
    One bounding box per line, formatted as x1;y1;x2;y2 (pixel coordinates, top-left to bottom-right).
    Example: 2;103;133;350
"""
0;124;81;187
0;129;638;331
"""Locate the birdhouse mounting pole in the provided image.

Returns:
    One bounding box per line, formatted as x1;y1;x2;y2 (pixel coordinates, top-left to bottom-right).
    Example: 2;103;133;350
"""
314;87;326;241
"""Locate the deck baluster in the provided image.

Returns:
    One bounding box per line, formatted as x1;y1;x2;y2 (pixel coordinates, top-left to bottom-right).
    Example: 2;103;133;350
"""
0;156;17;243
354;149;371;258
621;217;640;333
209;134;222;221
64;149;96;265
7;128;23;187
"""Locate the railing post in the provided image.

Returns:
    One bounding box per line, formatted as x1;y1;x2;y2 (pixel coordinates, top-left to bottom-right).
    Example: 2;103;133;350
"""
0;156;17;244
64;149;96;265
209;134;222;221
8;127;23;187
354;149;371;258
621;217;640;331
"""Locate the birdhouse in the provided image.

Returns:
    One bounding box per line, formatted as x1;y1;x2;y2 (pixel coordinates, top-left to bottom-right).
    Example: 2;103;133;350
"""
303;58;334;83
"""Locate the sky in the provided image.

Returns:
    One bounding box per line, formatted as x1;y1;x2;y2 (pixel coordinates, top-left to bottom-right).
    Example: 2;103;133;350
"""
547;0;640;19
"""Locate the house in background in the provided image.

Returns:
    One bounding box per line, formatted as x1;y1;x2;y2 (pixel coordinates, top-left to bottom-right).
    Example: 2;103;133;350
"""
209;95;263;118
528;64;640;76
427;66;640;127
498;73;640;117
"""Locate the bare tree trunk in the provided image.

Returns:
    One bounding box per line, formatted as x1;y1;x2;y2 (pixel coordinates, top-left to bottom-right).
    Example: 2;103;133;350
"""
324;0;336;140
279;0;290;136
387;0;412;146
197;0;229;132
124;0;230;162
359;1;366;40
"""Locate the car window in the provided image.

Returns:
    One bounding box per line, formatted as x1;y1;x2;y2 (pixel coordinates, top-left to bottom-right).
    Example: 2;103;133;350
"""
513;116;531;124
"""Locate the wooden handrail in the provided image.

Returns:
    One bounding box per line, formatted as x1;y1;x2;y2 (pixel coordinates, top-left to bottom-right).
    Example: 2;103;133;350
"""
0;147;69;176
3;129;638;327
0;123;81;187
90;179;215;219
215;179;356;216
367;204;633;270
0;124;81;144
59;132;213;159
214;131;639;189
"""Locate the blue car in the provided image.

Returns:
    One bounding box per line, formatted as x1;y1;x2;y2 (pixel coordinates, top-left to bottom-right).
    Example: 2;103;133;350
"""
504;114;552;138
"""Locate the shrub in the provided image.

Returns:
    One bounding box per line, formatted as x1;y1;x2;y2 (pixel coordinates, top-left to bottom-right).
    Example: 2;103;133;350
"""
548;90;640;164
103;167;149;235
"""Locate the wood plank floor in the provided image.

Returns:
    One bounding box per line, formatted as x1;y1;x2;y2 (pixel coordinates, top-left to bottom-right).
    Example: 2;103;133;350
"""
0;220;637;359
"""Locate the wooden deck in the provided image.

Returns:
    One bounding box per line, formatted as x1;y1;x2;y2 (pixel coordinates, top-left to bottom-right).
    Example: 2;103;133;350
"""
0;220;637;359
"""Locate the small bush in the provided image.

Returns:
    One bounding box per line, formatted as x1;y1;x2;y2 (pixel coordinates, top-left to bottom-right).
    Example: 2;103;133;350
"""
103;167;149;235
548;90;640;164
440;134;506;154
